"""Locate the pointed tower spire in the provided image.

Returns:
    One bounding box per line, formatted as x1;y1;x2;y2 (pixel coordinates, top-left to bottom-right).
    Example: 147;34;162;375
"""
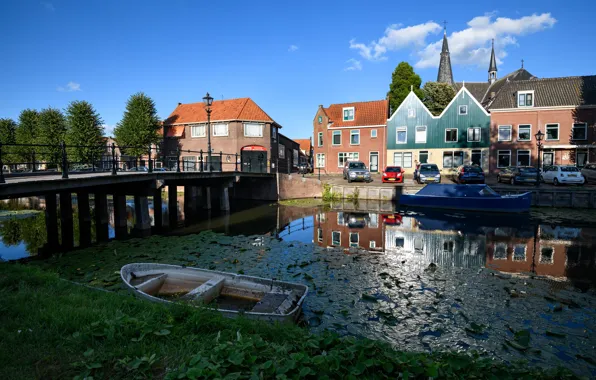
437;26;454;85
488;39;497;84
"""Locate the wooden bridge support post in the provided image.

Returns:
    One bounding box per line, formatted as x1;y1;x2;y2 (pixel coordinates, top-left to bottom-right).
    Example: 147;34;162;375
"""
77;192;92;248
153;189;163;232
220;185;230;211
44;193;59;255
59;192;74;250
168;185;178;228
133;195;151;237
94;192;110;242
202;187;212;210
113;194;128;240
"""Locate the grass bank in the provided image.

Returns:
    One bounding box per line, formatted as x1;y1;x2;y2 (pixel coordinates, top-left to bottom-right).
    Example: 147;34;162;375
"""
0;264;579;379
278;198;324;208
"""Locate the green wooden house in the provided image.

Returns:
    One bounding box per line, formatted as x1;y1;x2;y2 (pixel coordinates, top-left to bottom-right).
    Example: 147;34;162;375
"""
386;86;491;174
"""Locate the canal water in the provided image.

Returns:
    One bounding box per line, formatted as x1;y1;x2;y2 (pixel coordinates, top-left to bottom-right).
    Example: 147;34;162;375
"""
1;197;595;376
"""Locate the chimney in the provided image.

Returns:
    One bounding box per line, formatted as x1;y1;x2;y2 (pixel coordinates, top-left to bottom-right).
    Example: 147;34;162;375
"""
178;102;182;106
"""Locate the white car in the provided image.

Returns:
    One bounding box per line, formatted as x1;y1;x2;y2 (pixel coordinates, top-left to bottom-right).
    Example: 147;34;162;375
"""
541;165;585;186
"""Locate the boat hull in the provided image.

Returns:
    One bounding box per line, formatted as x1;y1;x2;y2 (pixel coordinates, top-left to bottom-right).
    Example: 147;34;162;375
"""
120;263;308;323
399;192;532;213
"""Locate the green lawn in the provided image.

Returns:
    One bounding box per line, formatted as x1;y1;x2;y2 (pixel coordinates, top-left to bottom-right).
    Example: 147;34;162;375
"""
0;264;579;379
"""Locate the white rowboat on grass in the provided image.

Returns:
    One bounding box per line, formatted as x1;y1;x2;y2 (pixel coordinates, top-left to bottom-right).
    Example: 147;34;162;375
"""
120;263;308;323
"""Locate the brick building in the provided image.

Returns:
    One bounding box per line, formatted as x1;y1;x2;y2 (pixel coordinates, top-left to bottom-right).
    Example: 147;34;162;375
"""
314;210;384;251
313;100;388;174
488;76;596;171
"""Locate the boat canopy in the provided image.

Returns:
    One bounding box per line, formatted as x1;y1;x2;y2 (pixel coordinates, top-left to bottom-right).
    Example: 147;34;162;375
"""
415;184;499;198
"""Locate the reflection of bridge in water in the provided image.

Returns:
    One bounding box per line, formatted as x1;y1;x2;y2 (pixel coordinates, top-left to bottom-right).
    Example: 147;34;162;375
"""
277;217;315;240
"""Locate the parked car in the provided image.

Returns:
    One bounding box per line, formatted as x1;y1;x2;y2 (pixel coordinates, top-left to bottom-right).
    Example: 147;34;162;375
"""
454;165;485;184
497;166;539;185
382;166;404;183
297;162;312;174
127;166;149;172
343;161;372;183
343;212;370;228
417;164;441;184
541;165;585;186
581;163;596;183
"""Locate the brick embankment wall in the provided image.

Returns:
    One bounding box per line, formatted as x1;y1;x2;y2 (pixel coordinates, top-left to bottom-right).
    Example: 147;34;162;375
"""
278;174;322;200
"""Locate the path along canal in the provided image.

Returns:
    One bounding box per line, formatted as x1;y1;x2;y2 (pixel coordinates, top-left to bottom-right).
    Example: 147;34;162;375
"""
1;197;595;377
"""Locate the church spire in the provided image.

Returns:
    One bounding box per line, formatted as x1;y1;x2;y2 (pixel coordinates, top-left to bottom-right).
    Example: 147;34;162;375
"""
437;27;454;85
488;39;497;84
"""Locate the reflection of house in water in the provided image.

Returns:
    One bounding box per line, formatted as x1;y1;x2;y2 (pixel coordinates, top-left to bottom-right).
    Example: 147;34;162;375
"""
384;215;486;270
314;211;384;251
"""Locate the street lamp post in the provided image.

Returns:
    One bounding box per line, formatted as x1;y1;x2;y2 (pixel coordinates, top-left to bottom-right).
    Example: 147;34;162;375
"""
535;130;544;187
203;92;214;172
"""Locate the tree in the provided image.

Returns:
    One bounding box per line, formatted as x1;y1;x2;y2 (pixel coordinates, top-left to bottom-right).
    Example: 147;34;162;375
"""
0;118;17;168
38;108;67;168
422;82;456;116
387;62;423;114
114;93;161;157
16;109;40;169
65;100;105;165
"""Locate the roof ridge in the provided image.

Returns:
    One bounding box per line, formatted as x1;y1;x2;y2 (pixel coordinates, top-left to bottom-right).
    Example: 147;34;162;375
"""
508;75;596;83
179;97;251;107
326;99;388;107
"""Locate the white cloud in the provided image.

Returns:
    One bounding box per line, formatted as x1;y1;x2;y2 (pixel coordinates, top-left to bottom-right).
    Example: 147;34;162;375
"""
102;124;115;137
344;59;362;71
57;81;82;92
414;13;556;69
288;45;299;52
41;2;55;11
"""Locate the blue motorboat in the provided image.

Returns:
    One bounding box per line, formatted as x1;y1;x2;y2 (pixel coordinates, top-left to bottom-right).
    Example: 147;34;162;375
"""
399;184;531;213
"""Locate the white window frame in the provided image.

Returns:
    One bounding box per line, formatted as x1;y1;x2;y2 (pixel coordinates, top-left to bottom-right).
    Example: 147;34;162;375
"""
513;244;527;262
332;130;341;146
393;152;412;168
407;108;416;118
317;132;323;147
498;125;512;142
370;129;377;138
350;130;360;145
516;150;531;167
459;105;468;115
317;228;323;243
539;246;554;264
349;232;359;248
243;123;263;138
445;128;458;143
212;123;229;137
497;150;512;168
331;231;341;246
315;153;325;168
467;127;481;142
572;123;587;141
396;127;407;144
337;152;359;167
517;124;532;141
190;124;206;138
494;243;508;260
545;123;559;141
471;149;483;168
517;90;535;107
369;241;376;248
415;126;427;143
342;107;354;121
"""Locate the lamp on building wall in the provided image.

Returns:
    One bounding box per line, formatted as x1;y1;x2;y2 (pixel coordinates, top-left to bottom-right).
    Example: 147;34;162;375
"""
203;92;214;172
535;130;544;187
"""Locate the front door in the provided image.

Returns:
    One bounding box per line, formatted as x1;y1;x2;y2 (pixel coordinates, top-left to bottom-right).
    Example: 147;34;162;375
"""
543;152;554;168
369;152;379;172
241;150;267;173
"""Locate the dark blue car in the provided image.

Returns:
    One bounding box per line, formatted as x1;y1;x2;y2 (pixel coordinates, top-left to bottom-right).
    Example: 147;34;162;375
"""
454;165;485;184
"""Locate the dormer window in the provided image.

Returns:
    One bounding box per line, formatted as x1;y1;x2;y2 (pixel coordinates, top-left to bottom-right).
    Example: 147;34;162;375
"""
343;107;354;121
518;91;534;107
407;108;416;118
318;116;322;124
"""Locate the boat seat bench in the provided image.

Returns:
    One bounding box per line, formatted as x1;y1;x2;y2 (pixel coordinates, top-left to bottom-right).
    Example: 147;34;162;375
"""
250;293;291;314
182;276;226;303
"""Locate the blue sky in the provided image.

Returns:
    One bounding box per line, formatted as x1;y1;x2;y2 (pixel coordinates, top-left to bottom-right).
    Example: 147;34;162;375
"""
1;0;595;139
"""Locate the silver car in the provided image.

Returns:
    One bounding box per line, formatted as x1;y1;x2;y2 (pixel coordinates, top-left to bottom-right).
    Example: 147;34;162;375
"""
417;164;441;184
343;161;372;183
581;163;596;184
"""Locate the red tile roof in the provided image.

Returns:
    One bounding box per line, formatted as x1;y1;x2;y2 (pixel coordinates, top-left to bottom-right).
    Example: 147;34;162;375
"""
164;98;276;125
294;139;312;153
166;126;185;138
324;100;388;127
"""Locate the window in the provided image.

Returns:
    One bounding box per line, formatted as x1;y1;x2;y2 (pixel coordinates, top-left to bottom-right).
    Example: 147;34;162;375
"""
369;213;378;228
498;125;512;141
318;116;322;124
293;150;299;166
338;152;359;167
343;107;354;121
518;91;534;107
349;233;359;248
494;243;507;260
517;125;531;141
445;129;458;142
272;127;277;140
540;247;554;264
407;108;416;118
393;152;412;168
317;228;323;242
213;123;228;136
572;123;587;140
190;124;206;138
337;212;344;226
244;123;263;137
332;130;341;145
370;129;377;138
546;124;559;140
471;150;482;167
332;231;341;246
278;144;285;159
318;132;323;147
414;238;423;253
396;127;407;144
443;241;454;253
459;105;468;115
419;151;428;164
513;245;526;261
497;150;511;168
350;130;360;145
415;126;427;143
369;241;376;248
182;156;197;171
395;238;405;248
467;127;481;142
517;150;531;166
315;153;325;168
443;151;463;168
